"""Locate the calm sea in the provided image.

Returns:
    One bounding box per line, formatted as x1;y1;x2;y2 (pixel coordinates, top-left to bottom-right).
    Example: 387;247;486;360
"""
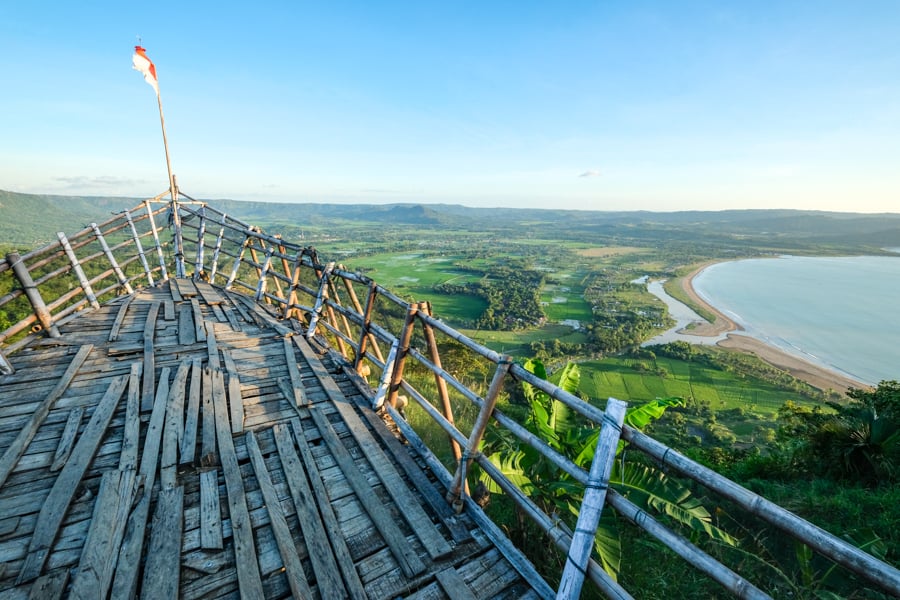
692;256;900;386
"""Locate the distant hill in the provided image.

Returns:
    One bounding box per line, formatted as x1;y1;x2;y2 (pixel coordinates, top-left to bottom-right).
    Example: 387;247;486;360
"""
0;190;143;247
1;189;899;252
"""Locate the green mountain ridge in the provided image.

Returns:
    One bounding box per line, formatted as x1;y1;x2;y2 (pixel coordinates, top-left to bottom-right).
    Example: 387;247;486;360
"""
1;189;899;251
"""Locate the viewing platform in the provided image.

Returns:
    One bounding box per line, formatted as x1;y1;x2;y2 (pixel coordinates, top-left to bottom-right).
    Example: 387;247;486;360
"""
0;281;539;598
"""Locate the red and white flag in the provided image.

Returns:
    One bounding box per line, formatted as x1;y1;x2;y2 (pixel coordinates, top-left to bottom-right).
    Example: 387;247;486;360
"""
132;45;159;95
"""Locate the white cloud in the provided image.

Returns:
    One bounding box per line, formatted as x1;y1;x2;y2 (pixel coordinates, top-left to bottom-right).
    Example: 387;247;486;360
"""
578;169;601;178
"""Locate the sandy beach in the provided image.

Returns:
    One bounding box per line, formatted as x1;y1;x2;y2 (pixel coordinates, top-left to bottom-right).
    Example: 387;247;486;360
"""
679;263;869;394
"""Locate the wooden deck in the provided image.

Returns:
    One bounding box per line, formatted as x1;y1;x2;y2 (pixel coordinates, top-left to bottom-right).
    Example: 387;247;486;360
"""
0;281;543;599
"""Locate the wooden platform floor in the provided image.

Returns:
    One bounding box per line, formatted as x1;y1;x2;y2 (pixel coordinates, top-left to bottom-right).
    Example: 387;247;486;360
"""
0;281;542;599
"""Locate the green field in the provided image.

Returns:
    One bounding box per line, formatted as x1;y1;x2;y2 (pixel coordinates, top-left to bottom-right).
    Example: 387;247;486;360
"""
578;356;805;415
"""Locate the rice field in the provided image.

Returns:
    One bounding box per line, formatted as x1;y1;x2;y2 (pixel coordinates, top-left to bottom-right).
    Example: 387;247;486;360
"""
578;356;806;414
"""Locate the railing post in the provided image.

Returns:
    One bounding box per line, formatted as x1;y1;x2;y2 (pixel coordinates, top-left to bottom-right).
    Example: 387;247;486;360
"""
384;302;419;410
0;348;13;375
6;252;60;338
255;246;274;301
283;251;304;321
145;200;169;282
91;223;133;295
125;209;154;286
420;301;463;468
169;191;186;278
57;232;100;309
305;262;335;340
208;213;227;284
353;280;384;370
225;233;252;290
556;398;627;600
373;338;399;409
446;356;512;513
193;205;207;279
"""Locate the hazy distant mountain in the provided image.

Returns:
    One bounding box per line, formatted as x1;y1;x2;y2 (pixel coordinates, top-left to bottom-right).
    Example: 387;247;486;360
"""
1;189;899;251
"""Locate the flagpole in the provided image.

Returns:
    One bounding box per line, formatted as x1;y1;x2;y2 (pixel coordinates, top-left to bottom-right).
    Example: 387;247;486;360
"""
153;68;186;278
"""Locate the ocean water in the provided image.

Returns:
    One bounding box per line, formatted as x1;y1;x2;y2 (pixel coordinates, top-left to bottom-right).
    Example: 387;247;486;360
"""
692;256;900;386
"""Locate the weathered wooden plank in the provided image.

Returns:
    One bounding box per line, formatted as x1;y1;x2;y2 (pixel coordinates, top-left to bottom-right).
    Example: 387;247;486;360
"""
191;298;207;342
17;373;129;583
0;516;19;538
163;298;176;321
141;485;184;598
272;422;356;599
436;567;478;600
141;302;160;412
109;364;172;599
108;295;135;342
169;278;184;302
221;350;244;434
119;363;143;470
245;430;314;599
178;304;196;346
222;304;242;331
211;367;264;598
211;304;227;323
161;360;191;489
0;344;93;490
200;367;217;467
70;468;136;598
205;320;220;370
176;277;199;298
195;280;225;305
27;569;69;600
180;357;203;465
49;406;83;472
294;335;452;560
200;468;224;550
341;365;472;544
303;402;426;578
282;337;306;407
226;293;254;325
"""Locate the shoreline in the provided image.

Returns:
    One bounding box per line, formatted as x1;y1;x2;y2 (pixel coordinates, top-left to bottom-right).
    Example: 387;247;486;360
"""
678;262;869;395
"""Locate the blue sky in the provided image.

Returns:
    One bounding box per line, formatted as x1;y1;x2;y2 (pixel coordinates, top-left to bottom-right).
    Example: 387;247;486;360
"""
1;2;898;212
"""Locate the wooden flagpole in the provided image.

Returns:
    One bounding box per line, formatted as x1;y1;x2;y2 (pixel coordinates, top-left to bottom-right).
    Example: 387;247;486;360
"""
155;88;186;278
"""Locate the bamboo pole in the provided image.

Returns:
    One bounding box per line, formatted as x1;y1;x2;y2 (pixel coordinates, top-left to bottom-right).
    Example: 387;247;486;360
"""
420;301;463;468
90;223;133;295
446;356;512;512
557;398;627;600
145;200;169;282
305;262;335;340
208;213;227;283
373;339;399;409
225;233;252;289
124;209;154;286
193;205;207;279
6;252;59;337
0;348;13;375
352;280;385;369
385;302;419;410
283;250;304;321
57;232;100;309
254;246;273;302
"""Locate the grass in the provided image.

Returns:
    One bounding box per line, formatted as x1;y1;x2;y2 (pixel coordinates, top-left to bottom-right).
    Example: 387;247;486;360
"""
578;356;811;417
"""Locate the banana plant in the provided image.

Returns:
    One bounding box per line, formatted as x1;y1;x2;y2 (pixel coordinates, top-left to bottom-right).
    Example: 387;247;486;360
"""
480;358;736;579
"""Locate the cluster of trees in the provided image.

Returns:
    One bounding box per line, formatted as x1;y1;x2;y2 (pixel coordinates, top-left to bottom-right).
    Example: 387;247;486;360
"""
432;265;545;331
584;312;656;353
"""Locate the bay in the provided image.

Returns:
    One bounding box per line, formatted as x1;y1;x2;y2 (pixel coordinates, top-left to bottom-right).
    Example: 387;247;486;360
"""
692;256;900;386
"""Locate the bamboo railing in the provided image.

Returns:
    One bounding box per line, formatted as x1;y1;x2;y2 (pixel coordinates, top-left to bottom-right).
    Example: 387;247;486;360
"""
1;194;899;599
